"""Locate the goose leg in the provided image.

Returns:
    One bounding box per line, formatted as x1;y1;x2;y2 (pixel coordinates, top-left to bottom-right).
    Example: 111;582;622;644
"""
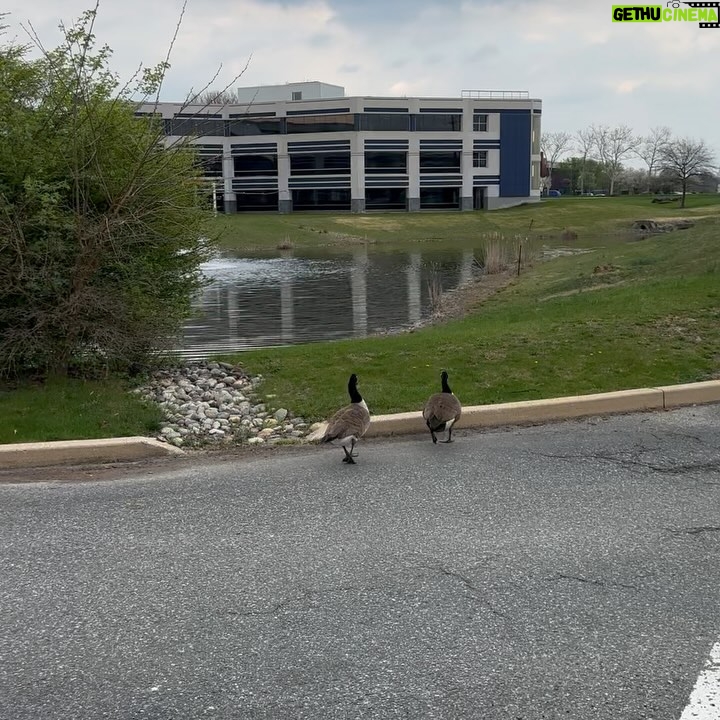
440;423;455;443
430;430;438;444
342;445;356;464
350;439;359;457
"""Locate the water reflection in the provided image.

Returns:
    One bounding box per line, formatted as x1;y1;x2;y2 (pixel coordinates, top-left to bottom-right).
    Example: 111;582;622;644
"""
177;246;480;359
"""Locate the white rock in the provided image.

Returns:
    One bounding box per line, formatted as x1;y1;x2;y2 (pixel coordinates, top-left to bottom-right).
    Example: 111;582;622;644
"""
247;437;264;445
274;408;288;423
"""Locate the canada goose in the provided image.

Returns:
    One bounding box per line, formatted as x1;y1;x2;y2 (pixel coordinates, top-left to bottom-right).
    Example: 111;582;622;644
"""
317;373;371;464
423;370;462;444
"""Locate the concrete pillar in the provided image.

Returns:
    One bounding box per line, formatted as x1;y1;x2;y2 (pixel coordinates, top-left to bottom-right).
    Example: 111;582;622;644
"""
277;137;291;213
223;194;237;214
461;134;474;211
351;135;365;213
408;138;420;212
222;148;236;213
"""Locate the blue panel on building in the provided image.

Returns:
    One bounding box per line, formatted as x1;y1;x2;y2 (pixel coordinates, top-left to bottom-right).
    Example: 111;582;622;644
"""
499;112;531;197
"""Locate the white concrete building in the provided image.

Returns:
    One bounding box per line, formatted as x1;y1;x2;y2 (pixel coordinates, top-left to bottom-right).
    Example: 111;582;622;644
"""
137;84;542;213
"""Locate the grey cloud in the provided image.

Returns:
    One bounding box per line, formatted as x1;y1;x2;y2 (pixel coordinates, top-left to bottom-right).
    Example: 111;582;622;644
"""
308;33;333;47
465;44;499;62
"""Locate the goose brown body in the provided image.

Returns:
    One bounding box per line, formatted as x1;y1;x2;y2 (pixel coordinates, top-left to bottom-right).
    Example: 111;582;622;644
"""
320;374;370;463
423;371;462;443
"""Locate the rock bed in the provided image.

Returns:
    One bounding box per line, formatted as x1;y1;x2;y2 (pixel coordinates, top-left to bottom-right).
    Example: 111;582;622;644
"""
133;361;318;448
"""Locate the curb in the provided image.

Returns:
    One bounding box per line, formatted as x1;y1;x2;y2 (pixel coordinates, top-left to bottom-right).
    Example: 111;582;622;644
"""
1;380;719;470
365;379;720;437
0;437;184;470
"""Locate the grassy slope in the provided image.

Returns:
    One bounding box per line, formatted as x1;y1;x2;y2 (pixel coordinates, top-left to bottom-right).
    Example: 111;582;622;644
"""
220;197;720;420
2;195;718;442
210;195;720;251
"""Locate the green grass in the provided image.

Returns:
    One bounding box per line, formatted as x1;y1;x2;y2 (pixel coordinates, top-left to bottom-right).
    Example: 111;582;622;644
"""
210;194;720;253
3;195;719;443
0;376;163;444
219;202;720;421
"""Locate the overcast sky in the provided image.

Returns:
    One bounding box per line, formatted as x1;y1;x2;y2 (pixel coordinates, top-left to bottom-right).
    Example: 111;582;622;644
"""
3;0;718;164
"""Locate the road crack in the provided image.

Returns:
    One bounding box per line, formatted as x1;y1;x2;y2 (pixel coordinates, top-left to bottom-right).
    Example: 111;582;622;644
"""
546;573;639;591
538;451;720;476
668;525;720;536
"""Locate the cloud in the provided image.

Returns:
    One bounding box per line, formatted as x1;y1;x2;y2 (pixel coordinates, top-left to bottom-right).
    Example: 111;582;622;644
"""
615;80;644;94
1;0;718;155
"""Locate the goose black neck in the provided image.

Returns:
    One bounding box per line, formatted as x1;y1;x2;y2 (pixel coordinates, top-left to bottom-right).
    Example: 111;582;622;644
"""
348;375;363;403
441;373;452;394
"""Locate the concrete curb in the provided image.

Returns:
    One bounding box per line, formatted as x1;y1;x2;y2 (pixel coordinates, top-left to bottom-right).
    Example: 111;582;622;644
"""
0;437;184;470
1;380;719;470
364;380;720;438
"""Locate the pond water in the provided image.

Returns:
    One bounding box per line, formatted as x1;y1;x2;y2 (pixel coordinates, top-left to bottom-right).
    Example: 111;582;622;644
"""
177;245;481;359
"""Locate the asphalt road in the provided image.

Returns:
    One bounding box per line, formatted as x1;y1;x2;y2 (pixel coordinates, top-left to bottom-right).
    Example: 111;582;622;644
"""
1;405;719;720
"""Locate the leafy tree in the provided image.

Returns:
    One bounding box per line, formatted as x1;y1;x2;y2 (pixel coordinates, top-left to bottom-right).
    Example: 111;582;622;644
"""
555;157;604;195
0;8;214;378
658;137;717;208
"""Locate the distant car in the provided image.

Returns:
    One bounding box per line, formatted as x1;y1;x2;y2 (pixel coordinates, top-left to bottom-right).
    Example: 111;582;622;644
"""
548;190;561;197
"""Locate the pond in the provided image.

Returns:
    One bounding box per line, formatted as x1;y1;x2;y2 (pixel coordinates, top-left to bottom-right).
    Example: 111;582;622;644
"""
177;245;482;359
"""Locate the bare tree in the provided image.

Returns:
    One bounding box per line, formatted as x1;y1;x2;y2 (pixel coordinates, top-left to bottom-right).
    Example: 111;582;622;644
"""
574;128;596;195
633;126;672;192
658;137;717;208
591;124;636;196
617;167;647;195
540;131;572;194
195;89;240;105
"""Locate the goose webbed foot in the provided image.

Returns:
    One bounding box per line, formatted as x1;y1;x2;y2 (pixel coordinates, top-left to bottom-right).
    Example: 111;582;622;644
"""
440;428;455;444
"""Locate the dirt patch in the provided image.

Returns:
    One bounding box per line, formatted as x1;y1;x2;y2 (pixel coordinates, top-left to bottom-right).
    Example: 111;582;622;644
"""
593;264;621;275
375;270;518;336
540;247;594;260
539;281;626;303
334;216;406;231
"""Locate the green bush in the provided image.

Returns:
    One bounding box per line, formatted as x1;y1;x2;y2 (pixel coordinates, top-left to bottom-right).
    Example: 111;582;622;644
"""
0;10;214;378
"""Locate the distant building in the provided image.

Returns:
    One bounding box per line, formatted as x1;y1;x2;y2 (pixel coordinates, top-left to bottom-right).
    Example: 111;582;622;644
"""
137;84;542;213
